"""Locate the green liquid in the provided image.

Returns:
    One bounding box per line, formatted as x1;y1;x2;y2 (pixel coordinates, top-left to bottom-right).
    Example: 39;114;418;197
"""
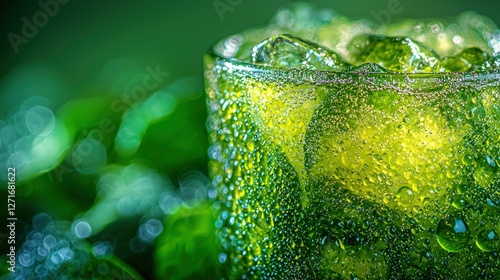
206;4;500;279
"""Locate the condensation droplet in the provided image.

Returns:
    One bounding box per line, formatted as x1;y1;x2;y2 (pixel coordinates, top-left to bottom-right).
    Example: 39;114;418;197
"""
436;214;470;252
320;236;341;260
452;196;466;210
396;186;414;206
219;253;228;264
476;229;499;252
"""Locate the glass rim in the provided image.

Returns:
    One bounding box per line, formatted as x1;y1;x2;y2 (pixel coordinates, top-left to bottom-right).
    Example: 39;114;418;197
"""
206;47;500;95
209;48;499;77
208;31;500;79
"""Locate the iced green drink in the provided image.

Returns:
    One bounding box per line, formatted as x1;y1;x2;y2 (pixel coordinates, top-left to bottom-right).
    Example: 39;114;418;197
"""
205;3;500;279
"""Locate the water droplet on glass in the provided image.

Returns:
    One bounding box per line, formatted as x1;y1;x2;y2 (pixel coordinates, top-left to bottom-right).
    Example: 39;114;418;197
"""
219;253;228;264
485;154;496;167
396;186;415;206
436;213;470;252
320;236;341;260
476;229;499;252
452;195;467;210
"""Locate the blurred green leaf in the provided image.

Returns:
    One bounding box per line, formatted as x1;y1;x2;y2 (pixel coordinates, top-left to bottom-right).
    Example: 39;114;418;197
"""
136;97;208;175
57;96;118;138
97;251;145;280
154;202;220;280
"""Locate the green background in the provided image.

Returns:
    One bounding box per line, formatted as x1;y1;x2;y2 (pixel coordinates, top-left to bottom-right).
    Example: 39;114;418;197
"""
0;0;499;279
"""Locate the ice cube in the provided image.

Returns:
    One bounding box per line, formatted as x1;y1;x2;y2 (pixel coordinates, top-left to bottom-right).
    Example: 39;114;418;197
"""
269;3;376;62
348;34;441;73
316;17;375;60
442;47;490;72
270;2;336;41
251;34;349;71
384;12;500;57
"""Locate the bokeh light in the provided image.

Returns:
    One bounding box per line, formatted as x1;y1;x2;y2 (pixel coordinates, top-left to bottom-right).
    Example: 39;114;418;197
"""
0;101;70;185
